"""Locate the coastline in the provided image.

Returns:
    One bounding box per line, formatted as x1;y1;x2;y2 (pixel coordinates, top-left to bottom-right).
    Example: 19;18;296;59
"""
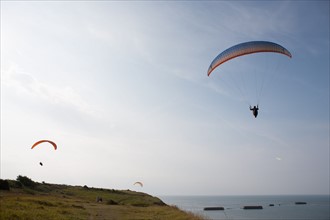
160;195;330;220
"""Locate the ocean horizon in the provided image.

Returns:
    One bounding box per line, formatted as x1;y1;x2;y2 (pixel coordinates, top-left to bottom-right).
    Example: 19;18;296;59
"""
159;195;330;220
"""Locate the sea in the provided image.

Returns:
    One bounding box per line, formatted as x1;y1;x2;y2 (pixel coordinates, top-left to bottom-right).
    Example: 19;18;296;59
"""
159;195;330;220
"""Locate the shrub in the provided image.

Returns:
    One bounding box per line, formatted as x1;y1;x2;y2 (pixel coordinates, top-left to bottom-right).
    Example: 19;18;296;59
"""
0;179;10;190
16;175;36;188
8;179;22;188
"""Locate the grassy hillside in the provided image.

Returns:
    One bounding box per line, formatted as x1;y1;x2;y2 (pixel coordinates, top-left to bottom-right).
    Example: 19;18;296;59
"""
0;177;205;220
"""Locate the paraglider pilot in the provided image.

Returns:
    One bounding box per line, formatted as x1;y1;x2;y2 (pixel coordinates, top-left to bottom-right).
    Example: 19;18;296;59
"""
250;105;259;118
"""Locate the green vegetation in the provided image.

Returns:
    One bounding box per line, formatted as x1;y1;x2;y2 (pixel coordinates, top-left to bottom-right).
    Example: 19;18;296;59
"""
16;175;37;188
0;176;205;220
0;179;10;190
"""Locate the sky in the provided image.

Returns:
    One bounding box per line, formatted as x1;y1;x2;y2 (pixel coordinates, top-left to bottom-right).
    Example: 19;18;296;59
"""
1;1;329;196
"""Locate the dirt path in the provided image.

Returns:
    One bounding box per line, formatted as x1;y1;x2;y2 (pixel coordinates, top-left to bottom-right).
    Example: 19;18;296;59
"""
86;203;119;220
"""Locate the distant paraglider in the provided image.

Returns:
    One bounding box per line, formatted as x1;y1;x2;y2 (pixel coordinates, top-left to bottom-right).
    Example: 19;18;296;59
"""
31;140;57;167
250;105;259;118
31;140;57;150
134;182;143;187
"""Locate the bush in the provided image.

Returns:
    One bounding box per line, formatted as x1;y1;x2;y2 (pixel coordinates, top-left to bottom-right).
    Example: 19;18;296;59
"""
7;179;22;188
16;175;36;188
0;179;10;190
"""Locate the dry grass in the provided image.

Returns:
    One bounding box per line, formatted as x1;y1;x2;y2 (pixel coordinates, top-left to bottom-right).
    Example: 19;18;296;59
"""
0;180;205;220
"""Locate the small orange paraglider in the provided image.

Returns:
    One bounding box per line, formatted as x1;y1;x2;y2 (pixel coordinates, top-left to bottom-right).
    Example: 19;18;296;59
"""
31;140;57;150
31;140;57;166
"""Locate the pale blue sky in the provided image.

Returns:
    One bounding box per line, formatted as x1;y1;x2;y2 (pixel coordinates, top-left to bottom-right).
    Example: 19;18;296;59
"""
1;1;329;195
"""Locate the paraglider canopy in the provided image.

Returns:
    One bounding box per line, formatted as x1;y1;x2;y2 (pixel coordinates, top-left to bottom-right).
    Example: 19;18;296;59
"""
207;41;292;76
134;181;143;187
31;140;57;150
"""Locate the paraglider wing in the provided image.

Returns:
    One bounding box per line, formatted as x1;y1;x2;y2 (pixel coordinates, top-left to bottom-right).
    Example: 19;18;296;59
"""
134;182;143;187
207;41;292;76
31;140;57;150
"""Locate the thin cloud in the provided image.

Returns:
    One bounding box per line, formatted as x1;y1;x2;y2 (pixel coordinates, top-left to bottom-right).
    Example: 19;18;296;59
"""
2;64;102;119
